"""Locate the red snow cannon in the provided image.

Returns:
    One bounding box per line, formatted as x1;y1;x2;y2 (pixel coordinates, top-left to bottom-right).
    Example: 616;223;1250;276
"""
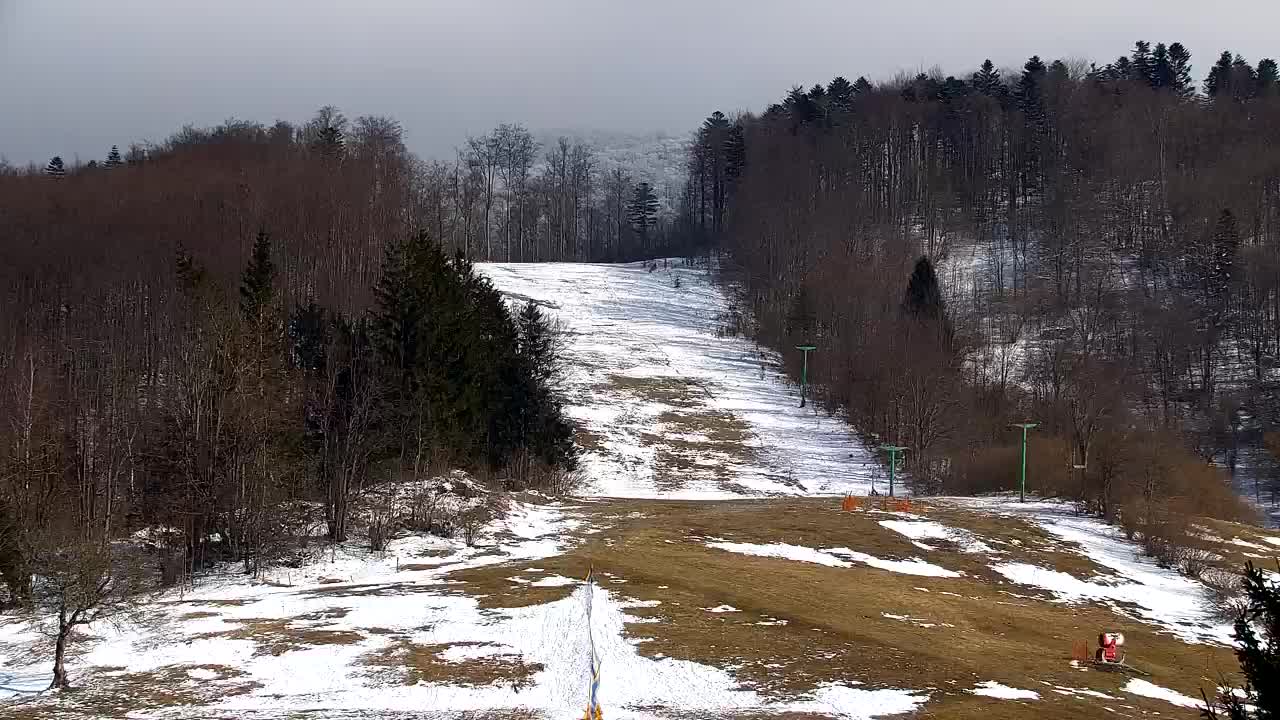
1095;632;1125;664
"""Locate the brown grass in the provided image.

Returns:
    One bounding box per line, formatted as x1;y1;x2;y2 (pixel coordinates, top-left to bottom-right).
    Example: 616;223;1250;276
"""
575;427;608;452
642;410;760;492
191;618;363;657
600;374;704;409
360;640;542;690
444;497;1240;719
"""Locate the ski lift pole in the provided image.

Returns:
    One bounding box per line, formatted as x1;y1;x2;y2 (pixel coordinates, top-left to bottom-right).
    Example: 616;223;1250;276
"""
879;445;908;498
795;345;816;408
1010;422;1039;503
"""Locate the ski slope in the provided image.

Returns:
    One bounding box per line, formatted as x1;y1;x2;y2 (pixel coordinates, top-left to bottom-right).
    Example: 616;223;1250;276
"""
481;260;881;498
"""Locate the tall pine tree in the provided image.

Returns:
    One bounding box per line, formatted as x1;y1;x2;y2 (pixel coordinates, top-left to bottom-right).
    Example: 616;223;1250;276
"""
827;76;855;112
1131;40;1154;86
1151;43;1174;89
903;257;953;345
972;60;1002;97
628;183;659;247
105;145;123;169
1202;562;1280;719
45;156;65;178
1257;59;1279;97
240;230;276;323
1169;43;1195;96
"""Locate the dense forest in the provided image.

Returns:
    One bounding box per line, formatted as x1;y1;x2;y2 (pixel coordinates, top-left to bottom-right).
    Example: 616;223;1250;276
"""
0;112;584;616
683;42;1280;553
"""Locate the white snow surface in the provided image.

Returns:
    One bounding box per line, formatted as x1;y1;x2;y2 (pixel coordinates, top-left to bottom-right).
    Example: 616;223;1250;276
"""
878;519;995;553
824;548;961;578
479;260;881;499
968;681;1041;700
706;540;852;568
941;496;1234;645
706;540;960;578
1123;679;1204;709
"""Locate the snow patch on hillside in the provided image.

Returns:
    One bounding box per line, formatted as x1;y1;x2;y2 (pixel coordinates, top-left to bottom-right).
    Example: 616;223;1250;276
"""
878;520;995;553
941;496;1234;645
1123;679;1204;709
705;540;960;578
969;681;1040;700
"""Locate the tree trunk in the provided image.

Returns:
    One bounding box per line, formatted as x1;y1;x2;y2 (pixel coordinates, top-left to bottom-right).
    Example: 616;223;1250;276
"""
50;613;71;689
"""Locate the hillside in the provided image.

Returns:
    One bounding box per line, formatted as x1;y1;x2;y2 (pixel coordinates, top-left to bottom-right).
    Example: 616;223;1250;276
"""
0;261;1274;720
480;260;879;497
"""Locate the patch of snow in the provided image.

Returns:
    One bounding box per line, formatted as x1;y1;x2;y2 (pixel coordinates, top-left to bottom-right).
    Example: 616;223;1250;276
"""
878;519;995;553
1123;679;1204;709
706;539;960;578
824;548;961;578
969;681;1040;700
788;684;929;718
881;612;945;629
705;541;851;568
941;497;1233;645
0;667;48;699
529;575;579;588
705;605;739;613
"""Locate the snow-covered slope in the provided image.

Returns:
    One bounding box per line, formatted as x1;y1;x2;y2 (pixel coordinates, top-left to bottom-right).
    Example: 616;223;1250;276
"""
481;260;881;498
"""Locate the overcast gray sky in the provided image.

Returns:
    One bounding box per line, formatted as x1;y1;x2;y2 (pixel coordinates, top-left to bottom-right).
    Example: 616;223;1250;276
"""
2;1;1276;165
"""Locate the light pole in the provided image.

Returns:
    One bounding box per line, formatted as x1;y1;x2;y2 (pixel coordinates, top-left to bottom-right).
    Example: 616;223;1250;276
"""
879;444;908;498
795;345;816;408
1010;422;1038;502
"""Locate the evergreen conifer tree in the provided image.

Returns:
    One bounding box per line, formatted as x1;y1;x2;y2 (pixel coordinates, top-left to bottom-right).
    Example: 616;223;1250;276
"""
313;124;345;159
1114;56;1133;83
627;183;659;245
1233;56;1259;99
1257;59;1279;97
1131;41;1154;85
240;230;276;323
903;256;953;344
105;145;124;169
1169;43;1195;96
827;76;855;112
45;156;65;178
1018;56;1048;132
852;77;873;95
1202;562;1280;719
784;86;819;124
1151;43;1175;89
724;124;746;188
972;60;1002;96
1206;51;1237;97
